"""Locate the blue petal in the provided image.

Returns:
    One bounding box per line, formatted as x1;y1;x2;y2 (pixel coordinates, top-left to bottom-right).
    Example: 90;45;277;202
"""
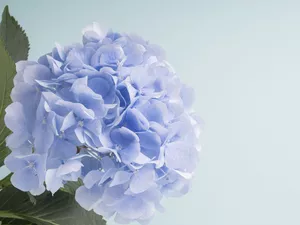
56;73;78;83
130;166;156;194
180;84;195;109
83;170;103;189
46;111;59;136
60;111;77;131
162;175;191;197
84;130;101;148
64;47;86;73
61;169;81;181
125;108;149;131
5;102;28;133
167;101;184;119
110;171;132;187
75;185;104;211
146;43;166;61
94;202;115;219
88;73;116;104
119;142;140;164
165;141;198;173
75;127;85;143
42;92;95;120
71;77;107;118
130;66;153;90
81;156;102;176
116;196;146;220
137;99;168;124
117;81;137;108
167;117;193;141
11;83;40;131
138;202;156;221
136;130;161;150
5;140;32;155
56;160;83;176
52;42;66;61
56;100;95;120
49;138;77;160
110;127;139;148
6;133;31;150
35;80;59;91
101;185;124;205
30;184;46;196
4;155;28;172
139;188;162;203
45;169;63;194
42;92;60;108
99;168;118;184
22;63;53;85
134;153;151;165
82;22;106;45
33;123;54;153
91;44;125;69
11;167;39;192
114;214;132;224
84;120;102;136
14;61;36;85
101;156;116;171
123;43;145;66
46;55;63;76
149;122;168;143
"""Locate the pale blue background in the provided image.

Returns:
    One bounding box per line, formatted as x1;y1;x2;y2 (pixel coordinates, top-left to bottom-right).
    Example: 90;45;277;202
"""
1;0;300;224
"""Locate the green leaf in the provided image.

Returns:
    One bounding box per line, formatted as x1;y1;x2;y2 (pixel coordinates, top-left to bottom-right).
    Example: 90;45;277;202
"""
0;5;30;166
0;38;15;166
0;5;29;62
0;186;107;225
0;217;36;225
0;173;12;189
0;145;10;167
61;180;84;195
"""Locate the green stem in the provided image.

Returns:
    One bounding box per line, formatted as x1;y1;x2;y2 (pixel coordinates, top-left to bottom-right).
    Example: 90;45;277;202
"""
0;211;24;220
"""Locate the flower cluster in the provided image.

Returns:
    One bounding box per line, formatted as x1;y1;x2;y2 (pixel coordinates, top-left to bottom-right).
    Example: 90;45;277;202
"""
4;23;202;224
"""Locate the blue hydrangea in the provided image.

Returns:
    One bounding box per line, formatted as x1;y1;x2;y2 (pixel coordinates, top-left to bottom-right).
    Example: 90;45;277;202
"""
4;22;202;224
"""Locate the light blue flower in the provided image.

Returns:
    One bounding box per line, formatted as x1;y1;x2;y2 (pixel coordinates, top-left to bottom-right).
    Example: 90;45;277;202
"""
5;154;46;194
109;127;140;164
46;159;83;194
4;22;202;224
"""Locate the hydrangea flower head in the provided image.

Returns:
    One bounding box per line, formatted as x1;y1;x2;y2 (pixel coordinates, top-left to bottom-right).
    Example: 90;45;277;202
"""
4;22;202;224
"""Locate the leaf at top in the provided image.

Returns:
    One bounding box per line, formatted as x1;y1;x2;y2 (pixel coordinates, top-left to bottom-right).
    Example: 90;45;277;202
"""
0;39;15;166
0;5;30;62
0;186;107;225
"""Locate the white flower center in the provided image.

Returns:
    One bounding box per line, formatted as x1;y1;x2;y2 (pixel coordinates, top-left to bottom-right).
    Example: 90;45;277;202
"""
28;161;35;169
58;131;64;139
78;121;84;127
114;144;122;151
